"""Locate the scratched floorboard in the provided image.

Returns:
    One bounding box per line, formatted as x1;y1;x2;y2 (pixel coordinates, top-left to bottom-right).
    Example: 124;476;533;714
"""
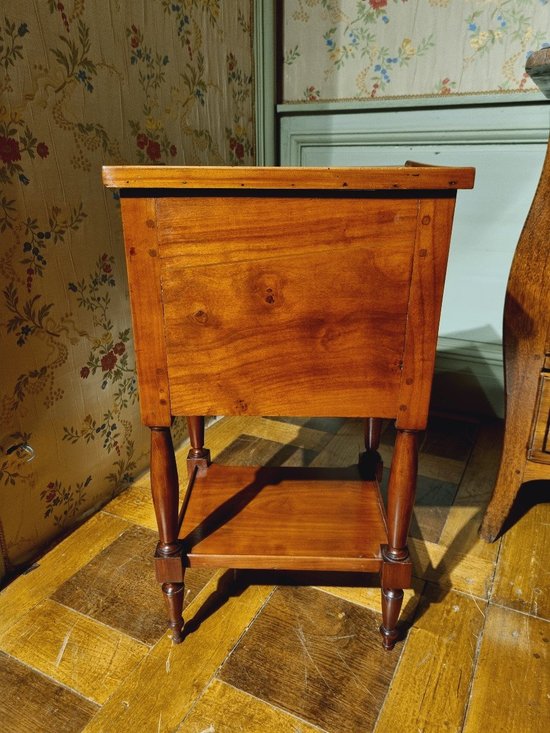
0;415;548;733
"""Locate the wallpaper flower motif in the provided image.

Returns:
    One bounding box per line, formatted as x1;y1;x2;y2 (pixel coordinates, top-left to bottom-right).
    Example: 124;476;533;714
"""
0;0;254;582
283;0;550;102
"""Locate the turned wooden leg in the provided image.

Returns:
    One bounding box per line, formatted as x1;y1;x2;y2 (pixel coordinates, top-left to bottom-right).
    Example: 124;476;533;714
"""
359;417;383;481
150;426;185;643
186;416;211;477
162;582;185;642
380;588;404;650
380;428;417;650
365;417;382;452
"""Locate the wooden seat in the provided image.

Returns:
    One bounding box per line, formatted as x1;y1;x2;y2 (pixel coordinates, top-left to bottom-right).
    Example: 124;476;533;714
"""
103;164;474;649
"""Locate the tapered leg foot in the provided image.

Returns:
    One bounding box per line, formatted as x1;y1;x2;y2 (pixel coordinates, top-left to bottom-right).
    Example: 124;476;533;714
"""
162;582;185;643
380;587;404;650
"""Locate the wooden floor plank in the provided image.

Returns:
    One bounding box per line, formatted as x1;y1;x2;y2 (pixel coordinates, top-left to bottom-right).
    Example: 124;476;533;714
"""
314;576;425;628
52;524;216;645
81;571;272;733
219;585;402;733
5;414;543;733
0;650;98;733
0;512;129;638
374;585;486;733
0;599;147;704
180;679;325;732
102;483;156;529
409;537;496;599
236;417;333;452
214;433;318;467
463;604;550;733
310;432;362;467
439;420;503;561
336;420;466;486
491;497;550;620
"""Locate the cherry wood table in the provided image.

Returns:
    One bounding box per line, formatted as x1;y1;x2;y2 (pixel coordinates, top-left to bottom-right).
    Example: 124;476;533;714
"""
480;48;550;541
103;164;474;649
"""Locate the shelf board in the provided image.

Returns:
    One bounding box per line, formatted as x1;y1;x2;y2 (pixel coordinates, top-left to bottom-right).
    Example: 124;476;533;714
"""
179;464;388;572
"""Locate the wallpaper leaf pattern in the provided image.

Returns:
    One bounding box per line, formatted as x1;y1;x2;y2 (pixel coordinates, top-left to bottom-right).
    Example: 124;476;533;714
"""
283;0;550;102
0;0;254;582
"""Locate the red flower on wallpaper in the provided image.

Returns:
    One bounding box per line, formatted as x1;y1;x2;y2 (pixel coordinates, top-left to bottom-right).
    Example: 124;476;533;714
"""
0;136;21;164
369;0;388;9
146;139;161;161
37;142;49;158
229;138;245;159
100;254;112;274
101;351;117;372
113;342;126;355
170;144;177;157
80;366;90;379
136;133;148;149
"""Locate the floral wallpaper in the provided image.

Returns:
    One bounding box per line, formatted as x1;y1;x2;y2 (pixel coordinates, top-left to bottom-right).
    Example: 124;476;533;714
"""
0;0;254;582
282;0;550;102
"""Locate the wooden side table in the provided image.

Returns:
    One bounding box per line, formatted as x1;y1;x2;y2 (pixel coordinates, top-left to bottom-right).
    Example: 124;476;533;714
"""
103;164;474;649
480;49;550;542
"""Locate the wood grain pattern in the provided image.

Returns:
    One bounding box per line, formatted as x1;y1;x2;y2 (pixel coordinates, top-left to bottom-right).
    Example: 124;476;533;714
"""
179;464;389;572
528;373;550;461
491;496;550;619
374;586;486;733
3;414;547;732
213;433;318;468
51;524;167;645
160;199;417;416
181;679;323;733
81;573;272;733
119;197;171;426
0;512;129;638
102;483;157;530
462;605;550;733
479;52;550;540
106;164;472;649
409;537;495;598
314;576;425;627
439;420;502;562
50;524;213;645
103;164;475;190
219;585;402;733
0;599;147;704
156;195;418;265
0;651;98;733
397;197;456;430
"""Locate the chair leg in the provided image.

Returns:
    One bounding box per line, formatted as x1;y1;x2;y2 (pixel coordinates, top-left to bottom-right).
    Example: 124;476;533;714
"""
380;428;417;650
150;426;185;642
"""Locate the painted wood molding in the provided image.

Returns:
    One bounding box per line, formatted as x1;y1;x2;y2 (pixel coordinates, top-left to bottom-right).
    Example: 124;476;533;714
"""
254;0;277;166
280;103;550;166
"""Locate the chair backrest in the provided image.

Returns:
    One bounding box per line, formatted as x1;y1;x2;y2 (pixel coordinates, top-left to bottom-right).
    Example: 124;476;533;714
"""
104;165;474;431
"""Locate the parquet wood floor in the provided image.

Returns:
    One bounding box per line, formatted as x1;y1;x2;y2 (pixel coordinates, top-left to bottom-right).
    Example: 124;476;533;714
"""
1;415;548;732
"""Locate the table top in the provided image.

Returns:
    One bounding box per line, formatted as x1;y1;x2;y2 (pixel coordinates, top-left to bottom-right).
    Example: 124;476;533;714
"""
102;164;475;191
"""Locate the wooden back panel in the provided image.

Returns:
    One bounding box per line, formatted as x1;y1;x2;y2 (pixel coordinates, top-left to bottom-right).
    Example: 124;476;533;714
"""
158;195;417;418
109;166;474;429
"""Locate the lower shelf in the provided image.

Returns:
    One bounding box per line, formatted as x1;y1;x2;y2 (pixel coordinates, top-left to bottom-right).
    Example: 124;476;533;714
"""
179;464;389;572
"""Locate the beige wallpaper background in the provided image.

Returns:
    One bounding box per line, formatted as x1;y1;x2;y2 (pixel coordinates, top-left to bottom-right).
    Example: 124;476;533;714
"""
283;0;550;102
0;0;254;582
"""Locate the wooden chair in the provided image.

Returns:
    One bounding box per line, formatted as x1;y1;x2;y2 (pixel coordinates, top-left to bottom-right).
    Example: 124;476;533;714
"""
103;164;474;649
479;48;550;542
